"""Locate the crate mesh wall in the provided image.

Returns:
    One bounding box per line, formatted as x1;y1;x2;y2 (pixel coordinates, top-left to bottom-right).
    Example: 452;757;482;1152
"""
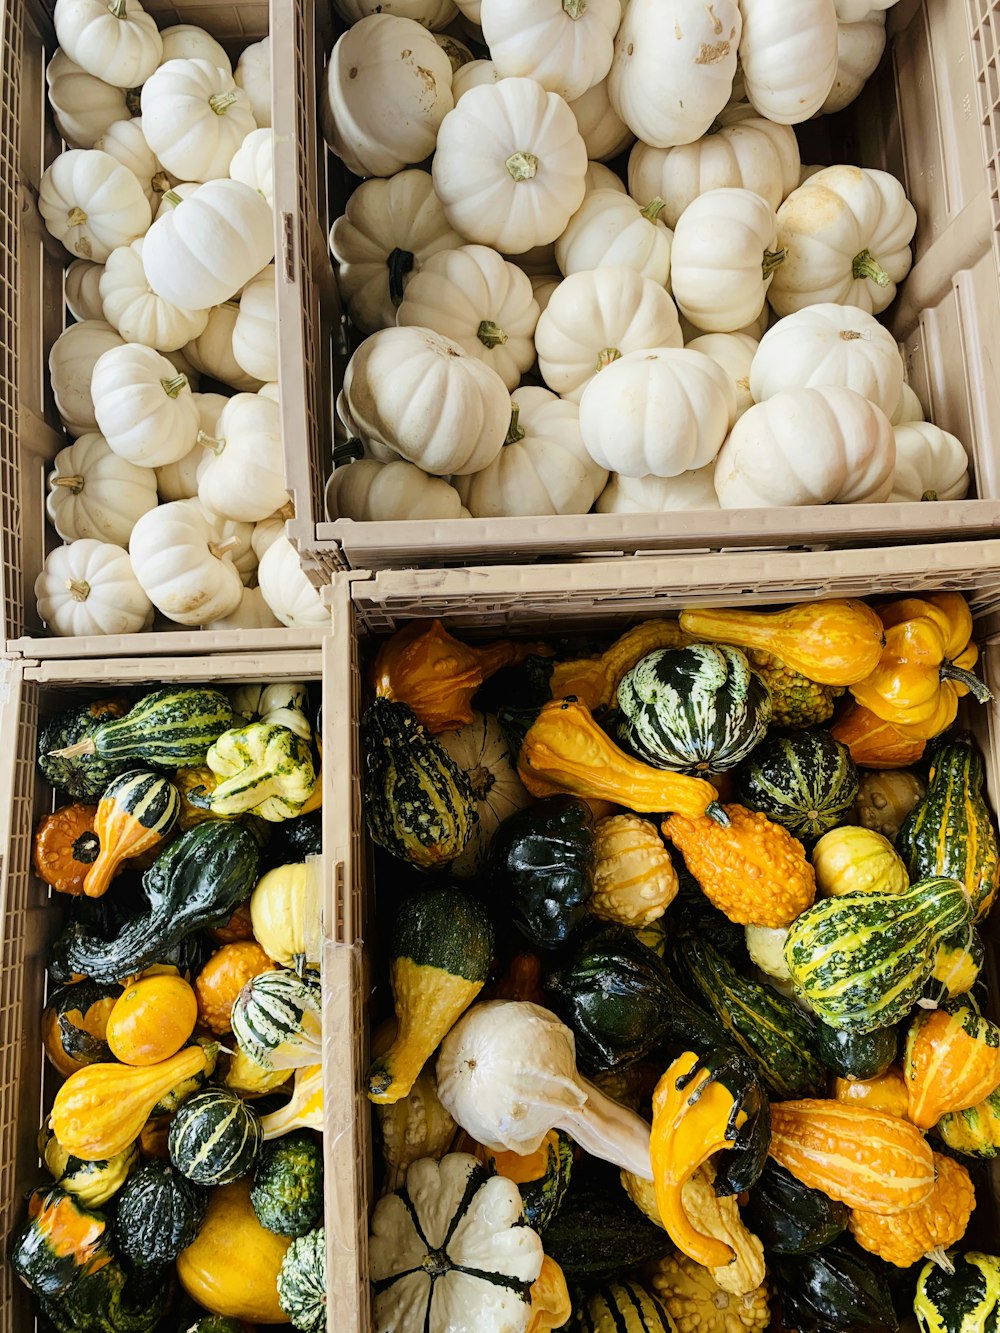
972;0;1000;269
0;2;23;643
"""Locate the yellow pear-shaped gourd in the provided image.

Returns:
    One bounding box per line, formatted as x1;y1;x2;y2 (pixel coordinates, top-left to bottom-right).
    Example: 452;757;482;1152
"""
250;862;322;973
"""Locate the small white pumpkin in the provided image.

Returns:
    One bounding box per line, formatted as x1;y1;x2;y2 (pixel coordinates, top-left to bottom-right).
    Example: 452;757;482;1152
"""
714;385;896;507
834;0;899;22
685;332;757;420
480;0;621;102
342;326;510;475
596;464;720;512
326;457;469;521
36;538;153;636
750;303;903;416
456;387;608;517
670;188;783;333
530;273;561;314
49;319;125;436
821;10;887;115
608;0;741;149
54;0;163;88
94;116;174;208
197;392;288;523
92;342;200;466
229;128;274;206
769;165;917;317
333;0;458;28
891;383;924;426
158;24;232;72
584;162;627;196
206;585;282;631
258;382;280;404
738;0;839;124
257;536;329;629
567;78;634;163
579;346;737;478
100;238;210;350
231;265;277;383
435;34;474;74
153;181;200;220
252;516;285;561
556;189;673;286
46;49;129;149
184;302;264;391
432;78;588;254
65;259;106;322
39;148;152;262
46;432;158;544
141;59;257;183
534;266;682;402
396;246;539;392
679;306;770;344
437;713;532;877
452;59;501;101
889;422;971;503
154;391;227;501
129;497;245;624
235;37;271;128
142;179;275;309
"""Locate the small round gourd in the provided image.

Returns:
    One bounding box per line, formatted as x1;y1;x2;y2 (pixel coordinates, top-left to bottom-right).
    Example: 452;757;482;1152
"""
100;238;209;351
141;58;257;183
47;433;158;545
114;1160;209;1268
568;79;633;163
155;392;226;502
889;422;971;503
159;23;231;71
235;36;271;128
183;302;263;392
595;466;720;514
232;265;277;383
106;974;198;1066
46;49;129;149
822;11;887;115
250;866;322;974
855;769;925;841
53;0;163;88
92;343;200;467
65;259;106;322
739;732;860;844
35;539;153;637
738;0;839;124
197;392;287;523
39;148;152;262
40;1124;138;1207
129;498;245;626
95;116;174;209
685;333;757;421
231;968;323;1072
811;826;909;898
481;0;619;101
207;586;283;631
50;319;125;437
229;127;275;206
169;1087;263;1185
590;814;679;927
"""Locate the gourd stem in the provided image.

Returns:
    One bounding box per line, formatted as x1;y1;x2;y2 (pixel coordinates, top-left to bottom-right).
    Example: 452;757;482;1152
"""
67;206;87;228
197;429;225;455
921;490;939;502
108;0;127;18
568;1076;653;1179
477;319;508;349
641;197;667;223
53;475;85;494
506;151;539;182
387;248;414;306
926;1247;955;1274
161;374;188;398
761;248;787;279
505;402;526;446
563;0;587;15
161;189;183;207
706;801;731;828
853;248;891;287
151;171;171;195
940;661;993;704
596;347;621;371
208;535;240;559
209;90;240;116
49;735;98;759
334;437;365;467
65;578;90;602
276;498;296;519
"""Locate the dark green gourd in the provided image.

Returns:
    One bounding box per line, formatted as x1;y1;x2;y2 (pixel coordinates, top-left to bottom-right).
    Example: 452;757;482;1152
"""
739;731;859;843
744;1160;849;1254
48;688;234;769
489;796;595;949
771;1239;899;1333
38;698;134;799
113;1162;208;1268
168;1088;262;1185
251;1131;324;1237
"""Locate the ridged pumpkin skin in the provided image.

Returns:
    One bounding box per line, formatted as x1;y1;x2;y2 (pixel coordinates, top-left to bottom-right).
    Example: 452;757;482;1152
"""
831;700;926;770
231;968;323;1073
33;802;101;895
904;1004;1000;1130
276;1226;326;1333
936;1084;1000;1158
738;732;858;843
83;769;180;898
169;1087;263;1185
810;826;908;898
767;1099;935;1215
848;1152;975;1270
550;620;691;712
590;814;679;927
577;1280;677;1333
113;1161;209;1269
106;973;198;1066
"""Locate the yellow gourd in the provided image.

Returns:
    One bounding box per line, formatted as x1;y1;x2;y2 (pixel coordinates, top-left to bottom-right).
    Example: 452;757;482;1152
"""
831;1068;909;1120
250;862;322;973
548;619;691;711
105;974;198;1066
811;826;909;897
527;1257;572;1333
224;1046;291;1099
590;814;679;927
848;1153;975;1270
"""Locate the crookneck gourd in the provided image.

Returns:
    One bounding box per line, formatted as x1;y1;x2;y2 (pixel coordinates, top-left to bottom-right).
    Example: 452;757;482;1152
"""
83;769;180;898
903;1001;1000;1129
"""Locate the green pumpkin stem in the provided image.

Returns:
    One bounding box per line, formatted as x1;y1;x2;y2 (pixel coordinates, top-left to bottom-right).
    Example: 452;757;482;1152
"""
67;206;88;228
506;151;539;182
477;320;509;349
940;661;993;705
161;374;189;398
641;197;668;223
65;579;90;603
209;90;240;116
762;248;787;279
505;402;526;446
596;347;622;371
706;801;731;828
108;0;128;17
387;247;415;306
852;249;891;287
921;490;939;502
563;0;587;16
334;437;365;467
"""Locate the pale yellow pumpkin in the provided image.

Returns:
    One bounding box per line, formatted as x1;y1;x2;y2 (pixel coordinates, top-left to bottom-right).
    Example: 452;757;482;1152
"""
811;826;908;898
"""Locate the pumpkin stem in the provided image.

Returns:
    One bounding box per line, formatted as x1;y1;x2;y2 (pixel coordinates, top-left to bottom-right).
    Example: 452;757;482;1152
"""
506;151;539;182
926;1247;956;1274
126;87;142;116
67;206;88;228
940;661;993;704
505;402;526;446
387;247;415;306
64;578;90;602
161;374;189;398
706;801;731;828
852;248;891;287
641;197;667;223
209;90;240;116
107;0;128;18
921;489;939;502
334;437;365;467
276;498;296;519
477;319;509;349
208;535;241;560
762;248;787;279
161;189;184;208
197;429;225;455
596;347;622;371
150;170;172;195
563;0;587;14
52;475;85;494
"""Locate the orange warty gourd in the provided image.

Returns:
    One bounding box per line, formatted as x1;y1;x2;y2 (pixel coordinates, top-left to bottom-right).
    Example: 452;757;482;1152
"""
547;619;691;712
848;1153;975;1270
831;700;927;769
209;900;256;945
32;803;100;895
105;974;198;1066
903;1004;1000;1130
195;941;275;1034
831;1068;910;1120
138;1115;171;1160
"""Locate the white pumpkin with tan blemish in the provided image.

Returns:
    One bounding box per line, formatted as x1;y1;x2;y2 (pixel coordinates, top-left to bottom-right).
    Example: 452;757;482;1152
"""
129;498;246;625
738;0;839;124
39;149;152;262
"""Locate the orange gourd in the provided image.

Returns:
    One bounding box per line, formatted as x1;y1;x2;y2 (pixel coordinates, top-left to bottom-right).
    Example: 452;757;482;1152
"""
831;1068;909;1120
138;1115;171;1160
195;941;275;1034
903;1004;1000;1130
547;619;691;711
662;804;816;928
848;1153;975;1269
209;900;256;945
527;1257;572;1333
83;770;180;898
105;974;198;1066
32;803;101;895
831;700;927;769
767;1099;935;1215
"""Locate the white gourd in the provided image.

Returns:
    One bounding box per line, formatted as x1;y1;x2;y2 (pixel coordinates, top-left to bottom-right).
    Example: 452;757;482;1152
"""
713;385;896;507
596;465;720;512
65;260;106;322
530;273;561;314
36;539;154;637
679;306;770;344
229;128;274;206
94;116;174;208
326;458;469;522
142;179;275;309
889;423;971;503
437;713;532;878
342;326;510;476
821;11;887;115
567;79;634;163
670;187;783;333
39;149;152;262
54;0;163;88
480;0;621;102
129;498;245;624
234;37;271;128
749;303;903;416
184;302;264;391
891;383;924;426
535;266;682;402
333;0;458;27
432;78;588;254
232;266;277;383
100;238;210;350
49;319;125;436
153;181;199;220
258;382;279;404
738;0;839;124
257;537;329;629
608;0;742;149
251;516;285;561
745;925;793;982
154;391;227;501
206;585;282;631
685;332;757;420
141;59;257;182
584;162;626;196
158;24;232;71
46;50;129;149
91;342;200;466
396;246;539;392
834;0;899;22
556;189;673;287
197;392;289;523
452;59;501;101
579;347;737;478
46;432;158;544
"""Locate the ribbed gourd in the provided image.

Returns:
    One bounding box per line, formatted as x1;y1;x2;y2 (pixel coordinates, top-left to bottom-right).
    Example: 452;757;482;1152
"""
903;1002;1000;1130
113;1161;209;1268
48;688;234;769
231;968;323;1072
39;1124;138;1208
37;697;131;799
848;1152;975;1271
83;769;180;898
738;732;858;843
936;1085;1000;1158
168;1088;263;1185
277;1226;326;1333
575;1280;678;1333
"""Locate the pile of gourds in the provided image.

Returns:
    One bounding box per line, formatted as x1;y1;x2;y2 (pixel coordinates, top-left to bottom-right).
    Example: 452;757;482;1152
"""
360;594;1000;1333
15;681;327;1331
34;2;327;637
324;0;972;524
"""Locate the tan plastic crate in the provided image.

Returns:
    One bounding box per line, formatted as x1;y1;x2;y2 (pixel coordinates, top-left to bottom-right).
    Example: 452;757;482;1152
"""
0;0;328;657
0;644;333;1329
282;0;1000;574
327;543;1000;1333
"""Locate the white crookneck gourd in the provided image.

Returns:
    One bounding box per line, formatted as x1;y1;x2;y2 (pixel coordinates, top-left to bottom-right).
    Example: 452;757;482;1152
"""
556;189;673;287
91;343;201;467
38;148;152;262
197;392;289;523
141;57;257;183
47;433;158;545
326;458;470;522
480;0;621;102
99;238;210;350
35;538;153;637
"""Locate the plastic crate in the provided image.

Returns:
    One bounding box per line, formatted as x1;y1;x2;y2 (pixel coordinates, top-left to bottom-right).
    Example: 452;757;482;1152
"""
283;0;1000;574
327;541;1000;1333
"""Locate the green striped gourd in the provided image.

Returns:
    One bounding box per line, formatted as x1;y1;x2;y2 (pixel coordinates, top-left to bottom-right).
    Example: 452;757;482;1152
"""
84;769;180;898
896;733;1000;921
231;969;322;1071
168;1088;262;1185
277;1227;326;1333
738;732;859;843
48;689;234;769
617;644;772;774
922;921;984;1004
936;1085;1000;1158
576;1280;676;1332
783;877;973;1033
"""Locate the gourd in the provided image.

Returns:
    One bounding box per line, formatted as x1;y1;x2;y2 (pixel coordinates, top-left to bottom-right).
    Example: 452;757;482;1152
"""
94;118;173;209
232;266;277;383
490;796;595;949
53;0;162;87
256;537;330;629
713;385;896;507
38;148;151;262
577;1281;678;1333
92;343;199;467
527;1256;572;1333
251;1132;324;1237
744;925;792;984
544;619;691;712
770;1239;899;1333
810;826;908;897
662;803;816;928
230;682;312;742
590;814;679;927
480;0;619;102
198;393;288;523
35;539;153;638
141;58;255;182
50;687;232;768
46;50;130;149
235;35;271;127
50;319;124;437
106;973;198;1066
83;769;180;898
936;1085;1000;1158
277;1227;325;1333
767;1099;935;1213
168;1088;263;1185
647;1253;771;1333
473;1129;574;1236
100;239;208;351
596;467;721;514
855;769;925;839
129;500;247;626
225;1047;290;1100
923;922;984;1004
783;877;973;1032
260;1063;324;1140
914;1252;1000;1333
42;980;123;1078
832;700;927;769
159;23;231;69
568;79;633;163
685;332;758;421
250;866;321;974
231;968;323;1072
113;1161;208;1268
432;77;588;254
11;1185;113;1298
739;732;858;843
229;127;274;206
435;711;532;877
47;433;158;545
184;303;264;392
369;1154;544;1333
816;1023;898;1082
890;421;971;501
823;9;888;114
375;1064;457;1193
848;1153;975;1270
64;258;106;321
40;1125;138;1208
904;1003;1000;1129
543;1158;671;1282
744;1159;848;1255
832;1068;909;1119
33;803;101;895
556;190;673;287
738;0;839;123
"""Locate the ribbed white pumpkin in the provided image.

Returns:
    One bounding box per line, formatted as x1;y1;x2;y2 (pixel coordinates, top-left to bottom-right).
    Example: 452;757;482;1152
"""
49;319;125;436
54;0;163;88
452;59;501;101
198;392;288;523
567;79;633;163
821;10;887;114
584;163;626;196
231;266;277;383
100;238;210;350
46;50;129;149
158;24;232;72
480;0;621;102
685;332;757;421
235;37;271;129
556;189;672;286
891;383;924;427
251;516;285;562
889;423;971;503
47;432;158;544
65;260;106;322
141;59;257;182
35;538;153;637
679;306;770;345
326;458;470;522
738;0;839;124
129;498;245;624
153;181;200;220
530;273;561;314
183;302;263;392
39;149;152;262
154;392;227;502
334;0;458;28
257;537;329;629
206;585;282;631
596;464;720;512
670;188;782;333
834;0;899;23
94;117;174;208
91;343;200;466
229;128;274;206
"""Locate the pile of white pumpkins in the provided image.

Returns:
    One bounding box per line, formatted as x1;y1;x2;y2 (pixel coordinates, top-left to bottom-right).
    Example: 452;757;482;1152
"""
33;0;328;639
324;0;972;523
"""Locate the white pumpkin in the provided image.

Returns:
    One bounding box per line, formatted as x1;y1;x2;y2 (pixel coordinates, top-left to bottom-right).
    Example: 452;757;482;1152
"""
456;387;607;517
556;189;673;286
198;392;288;523
452;59;502;101
231;265;277;383
158;24;232;72
750;303;903;416
670;188;782;332
142;179;275;309
454;0;482;21
685;332;757;420
608;0;741;148
46;432;158;543
714;385;896;506
49;319;125;436
437;713;532;877
342;326;510;475
39;149;152;262
535;266;682;402
94;117;173;208
396;246;539;392
324;15;454;177
154;391;228;501
891;383;924;426
738;0;839;124
596;464;720;512
100;239;210;350
65;259;106;322
834;0;898;21
129;498;245;624
567;79;634;163
435;34;474;74
432;78;588;254
92;342;200;466
206;585;282;631
530;273;561;314
235;37;271;128
35;538;153;636
584;162;627;195
46;49;129;149
54;0;163;88
141;59;257;183
183;302;263;391
326;457;470;521
153;181;200;220
480;0;621;102
215;510;259;587
889;423;970;503
769;165;916;316
258;382;280;404
627;114;800;229
257;536;329;629
333;0;458;27
229;128;274;206
679;306;770;344
579;346;737;477
251;516;285;561
821;11;887;114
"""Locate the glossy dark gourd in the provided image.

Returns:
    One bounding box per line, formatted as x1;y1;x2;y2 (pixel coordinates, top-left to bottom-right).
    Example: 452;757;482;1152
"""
489;795;595;948
113;1162;208;1268
771;1238;899;1333
542;1159;671;1283
744;1160;849;1255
